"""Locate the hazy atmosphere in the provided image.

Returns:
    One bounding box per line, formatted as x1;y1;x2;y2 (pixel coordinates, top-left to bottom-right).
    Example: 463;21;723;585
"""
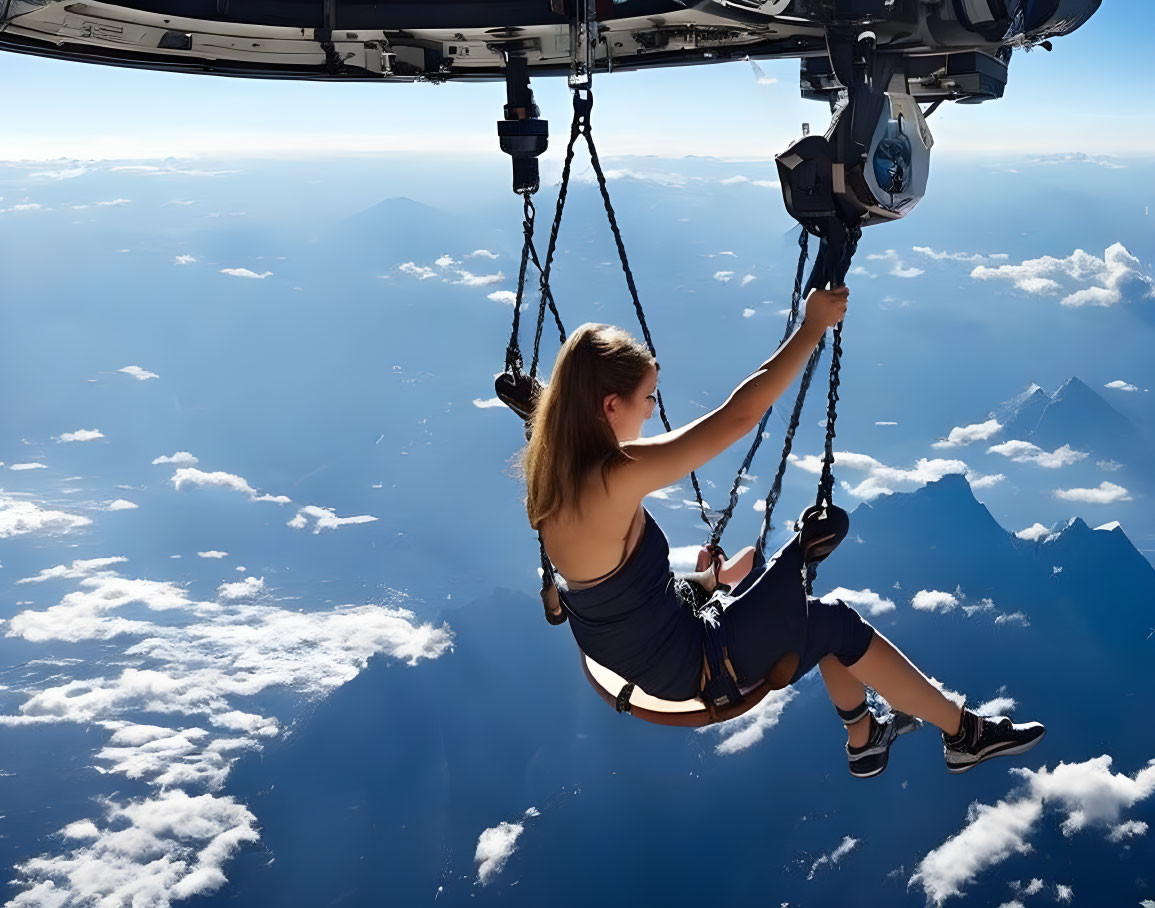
1;2;1153;906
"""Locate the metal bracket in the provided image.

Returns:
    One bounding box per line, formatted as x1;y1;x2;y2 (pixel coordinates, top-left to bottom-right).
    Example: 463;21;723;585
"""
569;0;596;90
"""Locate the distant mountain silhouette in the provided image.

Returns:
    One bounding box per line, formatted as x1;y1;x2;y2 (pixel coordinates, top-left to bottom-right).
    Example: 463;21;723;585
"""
993;377;1139;461
330;196;508;266
832;473;1155;639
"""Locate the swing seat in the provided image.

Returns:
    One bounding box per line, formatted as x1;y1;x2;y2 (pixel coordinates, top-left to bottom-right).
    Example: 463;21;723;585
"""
580;650;798;728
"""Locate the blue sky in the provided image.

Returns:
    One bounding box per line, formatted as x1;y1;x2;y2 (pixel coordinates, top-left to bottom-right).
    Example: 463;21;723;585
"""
0;1;1150;161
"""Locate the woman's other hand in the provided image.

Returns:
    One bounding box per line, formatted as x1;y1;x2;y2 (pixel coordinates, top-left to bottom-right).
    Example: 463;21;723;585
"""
803;285;849;331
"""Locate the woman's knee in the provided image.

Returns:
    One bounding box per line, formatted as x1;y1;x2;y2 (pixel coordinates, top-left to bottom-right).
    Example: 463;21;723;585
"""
807;597;876;668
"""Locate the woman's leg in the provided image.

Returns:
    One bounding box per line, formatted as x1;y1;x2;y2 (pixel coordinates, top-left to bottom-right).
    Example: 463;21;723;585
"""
818;656;872;748
844;631;963;736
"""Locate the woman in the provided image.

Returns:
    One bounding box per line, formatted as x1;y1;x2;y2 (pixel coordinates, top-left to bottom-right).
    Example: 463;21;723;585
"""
522;286;1044;778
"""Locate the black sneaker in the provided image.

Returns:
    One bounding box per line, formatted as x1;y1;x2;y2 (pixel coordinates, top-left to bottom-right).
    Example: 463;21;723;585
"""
943;709;1046;774
797;504;850;565
847;711;919;778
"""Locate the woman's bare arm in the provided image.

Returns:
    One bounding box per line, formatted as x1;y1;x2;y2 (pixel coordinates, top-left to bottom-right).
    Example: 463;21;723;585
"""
613;287;848;500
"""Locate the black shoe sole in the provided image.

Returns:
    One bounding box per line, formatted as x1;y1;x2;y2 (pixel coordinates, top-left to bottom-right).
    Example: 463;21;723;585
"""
946;728;1046;774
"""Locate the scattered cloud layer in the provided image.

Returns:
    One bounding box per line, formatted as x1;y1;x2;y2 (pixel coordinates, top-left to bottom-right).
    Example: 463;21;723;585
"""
119;365;159;381
0;495;92;539
909;755;1155;905
1053;481;1132;504
866;249;924;279
58;428;104;443
152;451;198;466
1104;379;1143;392
287;505;377;533
788;451;971;501
475;808;539;885
933;419;1002;449
988;440;1087;469
808;835;858;880
171;467;290;504
821;587;896;616
3;560;454;904
912;590;959;613
699;688;798;755
970;243;1153;308
219;268;272;279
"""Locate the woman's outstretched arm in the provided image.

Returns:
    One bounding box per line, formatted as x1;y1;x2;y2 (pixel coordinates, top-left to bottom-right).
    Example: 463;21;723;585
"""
613;286;849;499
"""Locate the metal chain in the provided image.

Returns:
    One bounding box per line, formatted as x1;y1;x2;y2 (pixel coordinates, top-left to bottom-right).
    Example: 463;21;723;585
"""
504;192;536;374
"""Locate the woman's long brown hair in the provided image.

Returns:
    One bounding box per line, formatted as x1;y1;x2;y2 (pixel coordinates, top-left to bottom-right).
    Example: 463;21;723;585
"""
522;323;655;530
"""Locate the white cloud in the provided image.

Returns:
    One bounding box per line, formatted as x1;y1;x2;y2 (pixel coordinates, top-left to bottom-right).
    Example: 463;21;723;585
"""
106;500;138;511
0;496;92;539
475;816;530;885
970;243;1154;308
821;587;896;616
912;246;1007;265
1016;755;1155;836
988;440;1087;469
808;835;858;880
467;249;499;260
58;429;104;443
739;274;756;287
287;505;377;534
593;168;689;189
970;473;1006;489
119;365;159;381
472;397;507;409
699;688;797;755
434;253;457;268
1105;820;1147;842
645;484;681;502
171;467;289;505
219;268;272;279
975;696;1017;716
1055;884;1073;902
713;271;735;283
9;790;258;907
866;248;924;278
1104;380;1141;392
152;451;198;466
174;254;197;265
217;576;264;600
1015;523;1052;542
875;421;898;426
1011;878;1045;896
910;756;1155;905
197;551;228;559
1053;482;1132;504
912;590;958;613
10;462;47;470
742;307;756;318
486;290;517;305
18;557;127;584
454;270;504;287
95;198;131;207
933;419;1002;449
909;797;1043;906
